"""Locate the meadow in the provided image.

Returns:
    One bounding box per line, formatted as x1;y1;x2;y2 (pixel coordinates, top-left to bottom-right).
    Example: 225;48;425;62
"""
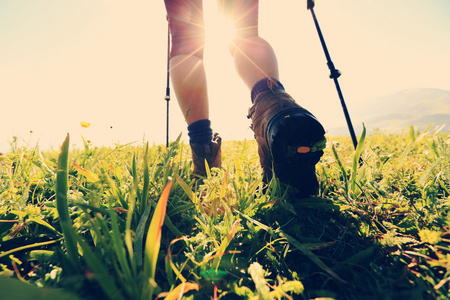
0;125;449;300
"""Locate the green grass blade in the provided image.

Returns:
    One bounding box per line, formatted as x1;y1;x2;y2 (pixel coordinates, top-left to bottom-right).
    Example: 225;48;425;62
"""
163;282;200;300
219;170;229;199
280;231;346;284
107;198;133;282
409;125;416;143
166;237;188;283
90;214;123;278
132;153;141;204
205;159;211;178
164;214;183;238
125;189;136;273
134;201;153;268
76;235;126;300
0;238;62;259
105;174;128;209
28;216;61;235
292;200;350;211
342;246;378;265
396;140;414;167
167;203;195;217
141;143;150;213
237;210;346;284
73;162;99;182
234;154;243;182
174;174;199;204
143;177;173;299
56;134;70;223
56;134;80;272
74;203;110;215
211;219;241;270
0;277;83;300
351;124;366;193
331;145;348;193
419;157;444;185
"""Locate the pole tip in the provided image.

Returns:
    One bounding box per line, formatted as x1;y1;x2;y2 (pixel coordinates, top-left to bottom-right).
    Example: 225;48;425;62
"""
307;0;315;10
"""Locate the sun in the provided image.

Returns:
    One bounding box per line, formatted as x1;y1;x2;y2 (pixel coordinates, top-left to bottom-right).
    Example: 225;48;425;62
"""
204;2;236;50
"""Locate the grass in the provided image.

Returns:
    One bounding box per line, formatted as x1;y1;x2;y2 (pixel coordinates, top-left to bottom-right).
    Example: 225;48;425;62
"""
1;125;450;299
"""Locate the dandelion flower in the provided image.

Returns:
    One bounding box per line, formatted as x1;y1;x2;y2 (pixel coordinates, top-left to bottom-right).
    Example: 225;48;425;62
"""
80;121;90;128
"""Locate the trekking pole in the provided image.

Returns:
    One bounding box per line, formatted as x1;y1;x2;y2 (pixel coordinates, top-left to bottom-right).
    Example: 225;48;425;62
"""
164;16;171;148
306;0;358;150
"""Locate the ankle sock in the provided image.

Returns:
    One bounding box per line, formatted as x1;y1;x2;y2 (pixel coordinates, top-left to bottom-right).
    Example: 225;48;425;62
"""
188;119;213;145
251;77;285;103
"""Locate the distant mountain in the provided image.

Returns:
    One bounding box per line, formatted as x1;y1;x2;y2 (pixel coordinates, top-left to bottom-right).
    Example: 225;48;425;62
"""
328;88;450;135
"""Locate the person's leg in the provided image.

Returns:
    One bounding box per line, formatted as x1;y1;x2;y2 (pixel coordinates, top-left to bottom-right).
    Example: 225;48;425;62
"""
222;0;326;197
223;0;286;103
223;0;279;89
165;0;209;125
165;0;221;177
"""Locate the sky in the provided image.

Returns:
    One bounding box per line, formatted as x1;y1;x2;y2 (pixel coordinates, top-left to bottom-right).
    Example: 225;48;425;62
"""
1;0;449;153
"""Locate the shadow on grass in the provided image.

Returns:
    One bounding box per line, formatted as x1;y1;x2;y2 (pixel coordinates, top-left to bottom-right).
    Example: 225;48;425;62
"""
252;195;432;300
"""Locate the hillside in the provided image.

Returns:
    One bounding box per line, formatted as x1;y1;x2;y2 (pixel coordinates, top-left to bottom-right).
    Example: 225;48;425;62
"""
329;88;450;135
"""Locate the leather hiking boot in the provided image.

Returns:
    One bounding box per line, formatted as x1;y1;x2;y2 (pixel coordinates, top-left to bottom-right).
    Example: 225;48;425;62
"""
190;133;222;178
248;89;326;198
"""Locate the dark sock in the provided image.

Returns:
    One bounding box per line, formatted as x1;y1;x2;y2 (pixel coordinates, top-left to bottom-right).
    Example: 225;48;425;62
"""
188;119;213;145
251;77;285;103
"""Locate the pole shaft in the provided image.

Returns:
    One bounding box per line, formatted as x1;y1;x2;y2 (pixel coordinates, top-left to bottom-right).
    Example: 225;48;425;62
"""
309;7;358;149
333;78;358;149
165;18;171;148
166;100;169;148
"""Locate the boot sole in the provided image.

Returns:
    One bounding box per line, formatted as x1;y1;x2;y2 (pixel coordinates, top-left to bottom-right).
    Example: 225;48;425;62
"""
265;107;325;197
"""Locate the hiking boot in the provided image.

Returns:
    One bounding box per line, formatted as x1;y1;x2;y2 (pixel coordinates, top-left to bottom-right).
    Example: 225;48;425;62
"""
248;89;326;197
190;133;222;178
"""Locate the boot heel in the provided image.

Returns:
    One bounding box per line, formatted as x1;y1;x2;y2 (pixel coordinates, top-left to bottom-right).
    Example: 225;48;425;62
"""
265;107;326;197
